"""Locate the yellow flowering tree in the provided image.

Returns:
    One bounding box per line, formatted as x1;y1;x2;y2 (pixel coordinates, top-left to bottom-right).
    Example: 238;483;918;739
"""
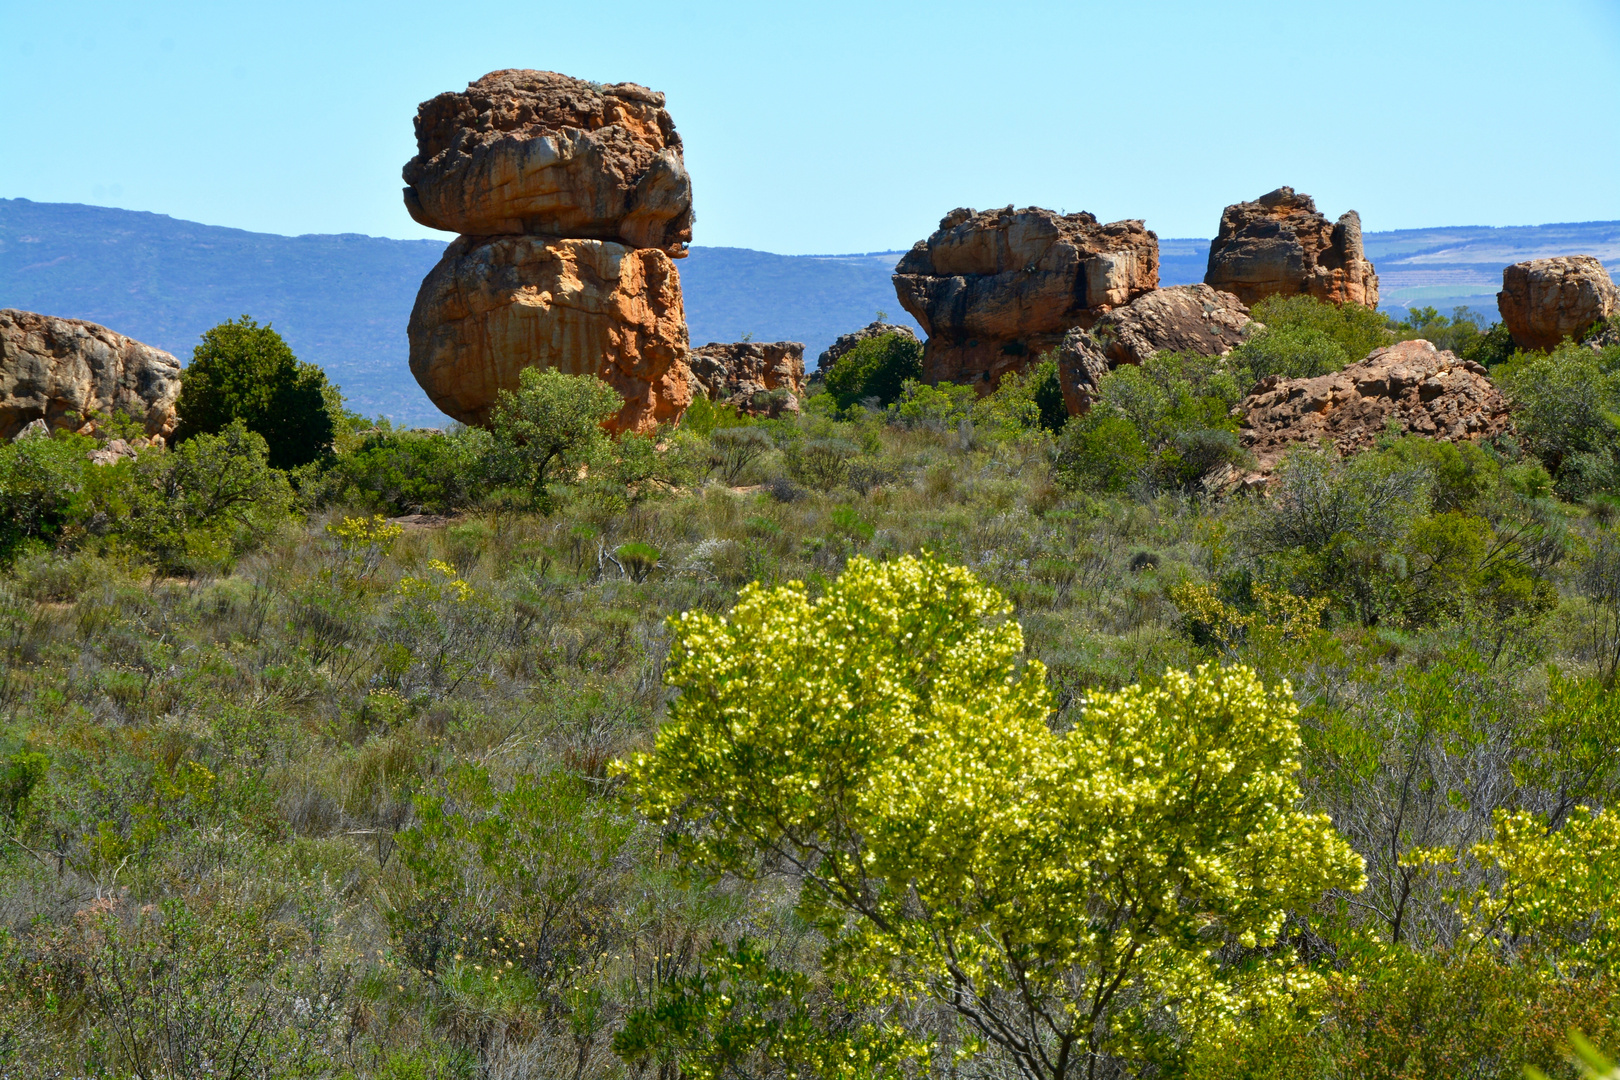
624;554;1365;1079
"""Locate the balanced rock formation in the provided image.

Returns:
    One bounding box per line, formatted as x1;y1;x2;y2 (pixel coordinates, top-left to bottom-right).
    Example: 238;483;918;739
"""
1056;285;1256;415
1238;339;1510;472
1497;256;1619;352
893;206;1158;389
403;70;692;256
1204;187;1378;308
0;310;181;441
816;321;920;373
404;70;697;434
408;236;690;432
688;341;805;417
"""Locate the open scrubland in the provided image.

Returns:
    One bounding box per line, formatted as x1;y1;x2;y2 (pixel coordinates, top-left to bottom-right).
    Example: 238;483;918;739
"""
4;300;1620;1078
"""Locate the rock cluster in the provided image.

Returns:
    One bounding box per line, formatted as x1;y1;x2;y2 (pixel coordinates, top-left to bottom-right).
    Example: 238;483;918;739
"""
1056;285;1256;414
404;70;694;434
1238;339;1511;472
816;321;920;373
892;206;1158;390
0;310;181;441
1204;187;1379;308
687;340;805;417
1497;256;1619;352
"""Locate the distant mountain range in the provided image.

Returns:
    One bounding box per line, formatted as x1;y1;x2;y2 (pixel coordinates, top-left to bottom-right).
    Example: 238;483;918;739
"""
3;199;1616;426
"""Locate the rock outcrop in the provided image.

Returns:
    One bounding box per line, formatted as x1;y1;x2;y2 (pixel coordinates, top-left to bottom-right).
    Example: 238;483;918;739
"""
893;206;1158;389
404;70;697;434
816;321;920;373
1238;339;1510;472
403;70;692;256
1497;256;1620;352
1055;285;1256;415
1204;187;1378;308
408;236;691;432
0;310;181;441
688;341;805;417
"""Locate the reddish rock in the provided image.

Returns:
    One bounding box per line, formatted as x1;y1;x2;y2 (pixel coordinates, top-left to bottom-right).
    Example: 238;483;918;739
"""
688;341;805;417
0;310;181;440
816;321;920;373
1204;187;1378;308
407;235;691;435
403;70;692;256
1238;339;1511;472
892;206;1158;390
1497;256;1620;352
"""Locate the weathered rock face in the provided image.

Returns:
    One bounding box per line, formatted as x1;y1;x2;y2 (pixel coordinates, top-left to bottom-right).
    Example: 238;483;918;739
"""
0;310;181;441
403;70;693;257
1497;256;1620;352
1054;285;1256;415
1204;187;1378;309
688;341;805;417
1238;339;1510;472
408;236;691;434
893;206;1158;389
816;322;920;373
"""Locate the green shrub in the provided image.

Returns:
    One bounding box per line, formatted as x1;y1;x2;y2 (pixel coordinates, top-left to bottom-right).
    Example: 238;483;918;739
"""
1052;410;1149;493
823;333;923;411
1394;304;1488;355
487;368;621;507
1247;294;1395;362
788;437;857;492
173;315;343;469
1231;326;1352;385
1498;343;1620;495
707;426;774;484
0;430;94;562
319;427;492;515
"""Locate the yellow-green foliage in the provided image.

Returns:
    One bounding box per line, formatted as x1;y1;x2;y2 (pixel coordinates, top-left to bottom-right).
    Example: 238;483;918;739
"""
626;554;1365;1076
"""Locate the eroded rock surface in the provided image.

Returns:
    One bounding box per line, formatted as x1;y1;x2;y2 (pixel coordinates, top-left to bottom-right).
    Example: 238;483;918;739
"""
688;341;805;417
1204;187;1378;308
893;206;1158;389
816;321;920;373
403;70;693;256
1238;339;1510;472
0;310;181;440
1497;256;1620;352
407;236;691;434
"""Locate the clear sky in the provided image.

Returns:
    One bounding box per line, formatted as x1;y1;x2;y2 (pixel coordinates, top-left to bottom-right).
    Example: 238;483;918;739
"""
3;0;1617;253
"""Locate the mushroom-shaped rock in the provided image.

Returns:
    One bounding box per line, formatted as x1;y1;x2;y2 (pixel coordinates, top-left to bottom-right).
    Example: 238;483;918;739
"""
407;236;692;435
688;341;806;417
892;206;1158;390
1238;339;1510;473
1204;187;1378;308
0;310;181;440
403;70;693;256
1497;256;1619;352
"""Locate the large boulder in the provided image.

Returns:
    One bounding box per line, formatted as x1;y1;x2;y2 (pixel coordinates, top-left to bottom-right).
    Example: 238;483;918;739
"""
816;321;920;373
407;236;692;434
1055;284;1256;415
0;310;181;440
403;70;693;257
688;341;805;417
1204;187;1378;308
1238;339;1510;472
892;206;1158;389
1497;256;1619;352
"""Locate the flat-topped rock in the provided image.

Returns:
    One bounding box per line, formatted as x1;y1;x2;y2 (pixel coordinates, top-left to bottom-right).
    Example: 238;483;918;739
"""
407;235;691;435
1238;338;1510;472
688;341;805;418
403;70;693;256
1204;187;1378;308
892;206;1158;389
0;310;181;440
1497;256;1619;351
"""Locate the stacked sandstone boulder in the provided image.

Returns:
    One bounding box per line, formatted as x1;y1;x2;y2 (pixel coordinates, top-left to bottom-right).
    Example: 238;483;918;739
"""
1496;256;1619;351
404;70;694;434
1204;187;1379;308
0;310;181;441
892;206;1159;391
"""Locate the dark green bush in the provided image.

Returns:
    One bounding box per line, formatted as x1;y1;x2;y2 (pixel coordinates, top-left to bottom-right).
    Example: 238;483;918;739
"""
1497;343;1620;496
173;315;343;469
0;430;94;562
487;368;621;507
1247;293;1395;362
823;333;923;412
319;427;492;515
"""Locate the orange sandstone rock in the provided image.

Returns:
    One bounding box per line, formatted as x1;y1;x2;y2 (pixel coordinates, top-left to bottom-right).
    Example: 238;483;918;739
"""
688;341;805;417
1497;256;1619;352
1204;187;1378;308
0;310;181;440
408;236;691;434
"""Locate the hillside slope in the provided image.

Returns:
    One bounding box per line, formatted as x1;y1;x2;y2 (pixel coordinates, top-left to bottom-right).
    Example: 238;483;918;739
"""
3;199;1616;425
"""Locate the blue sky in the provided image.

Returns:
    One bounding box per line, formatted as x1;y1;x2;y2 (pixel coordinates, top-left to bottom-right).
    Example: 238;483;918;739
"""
2;0;1617;253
